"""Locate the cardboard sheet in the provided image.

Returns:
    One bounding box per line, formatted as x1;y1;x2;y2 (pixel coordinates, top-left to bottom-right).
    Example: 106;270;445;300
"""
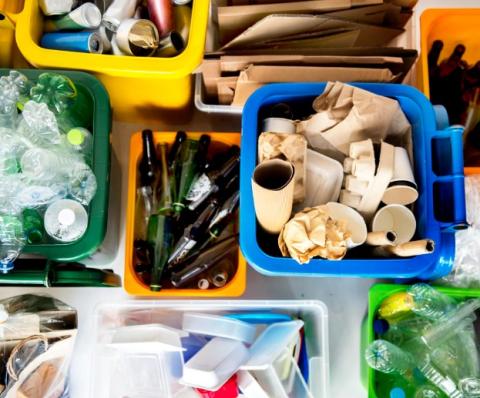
217;0;383;44
221;14;404;50
231;65;396;106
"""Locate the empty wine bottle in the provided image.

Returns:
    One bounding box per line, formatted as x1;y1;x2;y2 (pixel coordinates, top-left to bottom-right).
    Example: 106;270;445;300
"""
147;213;174;291
168;195;220;266
155;143;173;214
134;129;157;241
170;235;238;288
186;145;240;211
173;134;210;214
168;131;187;206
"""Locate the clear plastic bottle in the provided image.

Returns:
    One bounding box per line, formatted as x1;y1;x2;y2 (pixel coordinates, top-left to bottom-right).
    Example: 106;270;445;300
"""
44;199;88;243
414;385;443;398
0;75;19;129
67;164;97;206
365;340;415;375
16;101;62;147
64;127;94;164
16;183;68;209
460;378;480;398
0;213;25;273
407;284;457;320
20;147;73;183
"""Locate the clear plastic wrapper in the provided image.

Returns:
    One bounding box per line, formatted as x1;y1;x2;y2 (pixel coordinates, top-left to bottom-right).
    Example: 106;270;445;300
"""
0;294;77;398
441;175;480;287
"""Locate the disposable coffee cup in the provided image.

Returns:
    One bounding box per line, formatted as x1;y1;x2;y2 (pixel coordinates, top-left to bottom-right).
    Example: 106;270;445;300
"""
252;159;295;234
325;202;367;248
262;118;296;134
382;147;418;205
372;204;416;244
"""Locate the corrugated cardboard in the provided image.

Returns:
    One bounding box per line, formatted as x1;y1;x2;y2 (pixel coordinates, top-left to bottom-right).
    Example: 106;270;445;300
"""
217;0;382;44
221;14;404;50
231;65;396;106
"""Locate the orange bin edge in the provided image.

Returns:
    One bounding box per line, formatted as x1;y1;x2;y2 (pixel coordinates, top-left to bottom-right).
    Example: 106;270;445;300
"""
124;131;246;297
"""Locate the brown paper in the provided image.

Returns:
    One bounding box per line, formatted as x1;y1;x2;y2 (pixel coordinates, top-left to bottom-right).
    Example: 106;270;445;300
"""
278;206;351;264
17;359;64;398
231;65;395;106
216;76;238;104
299;81;411;160
258;132;307;203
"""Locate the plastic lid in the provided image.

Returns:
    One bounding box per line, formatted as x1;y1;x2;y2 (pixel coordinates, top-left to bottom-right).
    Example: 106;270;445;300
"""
67;128;86;146
390;388;406;398
58;209;76;226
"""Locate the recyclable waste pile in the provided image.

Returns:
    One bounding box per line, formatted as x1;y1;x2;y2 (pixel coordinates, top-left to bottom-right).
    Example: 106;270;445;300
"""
0;71;97;273
366;283;480;398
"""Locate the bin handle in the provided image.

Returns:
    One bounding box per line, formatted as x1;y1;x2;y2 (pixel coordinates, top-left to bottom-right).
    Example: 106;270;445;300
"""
432;126;468;231
0;11;16;29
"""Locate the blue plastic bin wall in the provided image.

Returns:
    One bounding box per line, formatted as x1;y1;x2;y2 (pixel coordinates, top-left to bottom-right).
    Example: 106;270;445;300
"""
240;83;466;280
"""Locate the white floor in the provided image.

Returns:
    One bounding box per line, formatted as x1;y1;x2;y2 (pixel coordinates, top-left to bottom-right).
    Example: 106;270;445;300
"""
4;1;480;396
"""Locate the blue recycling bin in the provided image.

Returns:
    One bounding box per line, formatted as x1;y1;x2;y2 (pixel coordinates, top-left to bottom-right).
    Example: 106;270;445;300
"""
240;83;466;280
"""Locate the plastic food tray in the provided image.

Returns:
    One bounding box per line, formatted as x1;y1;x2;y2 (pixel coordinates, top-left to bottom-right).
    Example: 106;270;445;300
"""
91;300;329;398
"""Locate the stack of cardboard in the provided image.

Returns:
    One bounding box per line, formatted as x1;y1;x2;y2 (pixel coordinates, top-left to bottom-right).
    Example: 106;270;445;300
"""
197;0;418;108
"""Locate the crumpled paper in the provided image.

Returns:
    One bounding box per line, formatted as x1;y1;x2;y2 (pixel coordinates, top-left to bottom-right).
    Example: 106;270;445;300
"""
278;206;351;264
258;132;306;203
297;81;412;162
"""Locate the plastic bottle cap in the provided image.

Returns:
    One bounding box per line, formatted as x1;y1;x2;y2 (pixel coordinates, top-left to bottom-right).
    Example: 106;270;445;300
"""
58;209;76;226
0;305;8;323
390;387;406;398
67;128;86;146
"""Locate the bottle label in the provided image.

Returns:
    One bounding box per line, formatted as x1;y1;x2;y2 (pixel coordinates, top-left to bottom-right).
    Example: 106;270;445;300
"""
186;174;212;202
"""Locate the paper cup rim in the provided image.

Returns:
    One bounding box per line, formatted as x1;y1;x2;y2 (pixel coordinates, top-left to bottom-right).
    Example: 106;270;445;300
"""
382;185;419;206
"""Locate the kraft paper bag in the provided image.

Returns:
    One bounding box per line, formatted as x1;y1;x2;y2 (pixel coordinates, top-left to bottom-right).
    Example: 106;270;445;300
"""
258;132;307;203
298;81;411;161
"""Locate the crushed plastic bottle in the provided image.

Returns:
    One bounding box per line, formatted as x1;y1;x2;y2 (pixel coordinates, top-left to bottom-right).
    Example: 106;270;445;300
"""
17;101;62;147
0;213;25;273
369;285;480;398
67;164;97;206
65;127;93;164
0;75;19;129
30;72;76;115
20;147;77;183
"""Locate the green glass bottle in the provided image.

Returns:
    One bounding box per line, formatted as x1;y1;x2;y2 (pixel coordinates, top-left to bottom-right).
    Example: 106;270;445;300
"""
22;209;44;244
173;134;210;214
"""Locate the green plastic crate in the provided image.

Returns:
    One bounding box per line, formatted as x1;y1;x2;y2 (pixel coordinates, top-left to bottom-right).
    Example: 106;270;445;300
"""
0;69;111;262
362;283;480;397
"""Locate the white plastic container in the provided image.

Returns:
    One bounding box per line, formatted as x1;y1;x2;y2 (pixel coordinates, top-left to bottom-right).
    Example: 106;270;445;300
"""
90;300;329;398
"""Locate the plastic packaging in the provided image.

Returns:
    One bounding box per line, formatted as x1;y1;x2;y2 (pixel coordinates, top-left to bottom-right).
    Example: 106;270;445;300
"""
0;294;77;398
182;313;257;344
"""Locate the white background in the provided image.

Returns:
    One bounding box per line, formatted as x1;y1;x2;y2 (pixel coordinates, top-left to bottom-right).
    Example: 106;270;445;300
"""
4;0;480;397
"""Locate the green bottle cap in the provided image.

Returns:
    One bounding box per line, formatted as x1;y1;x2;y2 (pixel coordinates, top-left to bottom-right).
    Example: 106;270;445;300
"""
67;128;86;146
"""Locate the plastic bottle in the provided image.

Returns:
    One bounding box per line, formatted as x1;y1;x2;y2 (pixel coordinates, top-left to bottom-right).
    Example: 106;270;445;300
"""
414;385;443;398
0;74;20;129
16;184;68;209
0;214;25;273
44;199;88;242
20;147;77;183
16;101;62;147
65;127;94;164
67;164;97;206
365;340;415;375
407;284;457;320
460;378;480;398
29;73;77;115
22;209;44;244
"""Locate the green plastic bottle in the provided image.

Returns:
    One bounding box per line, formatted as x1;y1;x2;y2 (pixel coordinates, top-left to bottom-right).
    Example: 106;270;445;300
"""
22;209;44;244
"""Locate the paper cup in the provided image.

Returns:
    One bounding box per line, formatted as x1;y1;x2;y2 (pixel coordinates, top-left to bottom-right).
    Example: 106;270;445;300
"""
116;18;159;56
252;159;295;234
372;204;416;244
325;202;367;248
262;118;296;134
382;147;418;205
